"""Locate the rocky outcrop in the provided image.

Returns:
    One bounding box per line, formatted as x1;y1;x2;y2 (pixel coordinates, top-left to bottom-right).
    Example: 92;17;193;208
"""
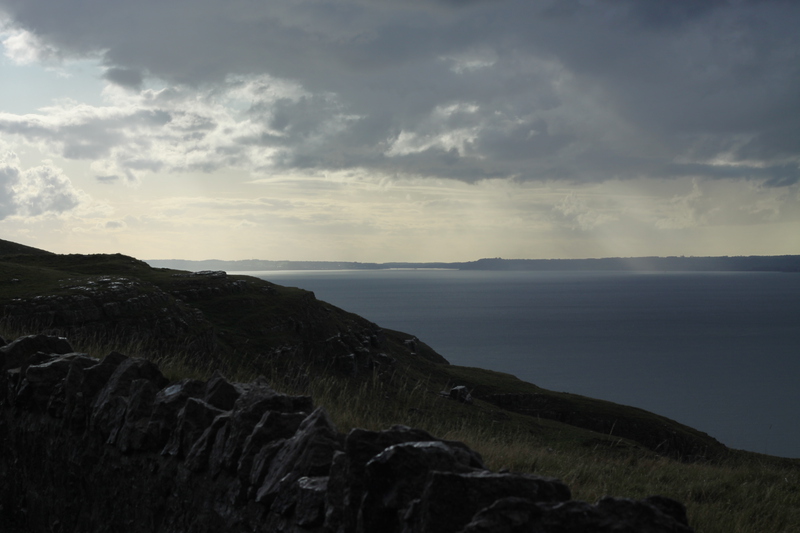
460;495;693;533
0;255;449;376
448;385;474;404
0;335;694;532
2;276;217;354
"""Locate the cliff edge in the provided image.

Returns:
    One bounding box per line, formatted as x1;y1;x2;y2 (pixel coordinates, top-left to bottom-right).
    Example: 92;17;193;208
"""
0;334;694;532
0;244;725;462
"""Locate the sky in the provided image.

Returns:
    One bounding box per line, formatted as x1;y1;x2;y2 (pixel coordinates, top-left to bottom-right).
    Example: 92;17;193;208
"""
0;0;798;262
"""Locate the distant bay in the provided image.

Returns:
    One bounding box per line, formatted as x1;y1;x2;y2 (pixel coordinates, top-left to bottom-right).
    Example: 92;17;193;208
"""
233;269;800;458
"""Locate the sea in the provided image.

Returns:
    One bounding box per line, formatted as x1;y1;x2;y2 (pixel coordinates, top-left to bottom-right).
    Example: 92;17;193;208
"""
232;269;800;458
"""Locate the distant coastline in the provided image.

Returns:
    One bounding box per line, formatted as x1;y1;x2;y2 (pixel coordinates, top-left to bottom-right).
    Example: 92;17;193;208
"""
146;255;800;273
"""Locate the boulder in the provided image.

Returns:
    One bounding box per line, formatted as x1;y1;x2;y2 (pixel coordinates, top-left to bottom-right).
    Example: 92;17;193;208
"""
207;382;313;478
325;424;486;533
90;357;168;444
255;408;343;507
145;378;206;449
449;385;474;404
116;378;160;453
0;333;697;533
238;410;308;484
295;476;328;528
61;352;128;429
204;371;240;411
360;440;485;533
459;495;694;533
406;470;570;533
162;397;225;458
0;335;73;371
27;354;97;415
185;412;232;473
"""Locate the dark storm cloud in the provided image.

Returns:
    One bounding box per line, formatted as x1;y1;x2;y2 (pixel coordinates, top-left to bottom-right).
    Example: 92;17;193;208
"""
103;67;144;90
1;0;798;186
667;162;800;187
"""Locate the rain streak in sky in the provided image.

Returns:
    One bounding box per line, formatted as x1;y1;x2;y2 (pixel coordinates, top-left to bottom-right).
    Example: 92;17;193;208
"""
0;0;798;261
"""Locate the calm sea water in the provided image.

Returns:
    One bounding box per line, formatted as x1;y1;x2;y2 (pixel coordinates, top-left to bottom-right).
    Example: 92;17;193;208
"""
234;270;800;458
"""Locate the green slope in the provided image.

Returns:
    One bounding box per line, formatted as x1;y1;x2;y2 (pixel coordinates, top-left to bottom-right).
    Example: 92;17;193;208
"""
0;238;53;257
3;240;800;532
0;242;724;460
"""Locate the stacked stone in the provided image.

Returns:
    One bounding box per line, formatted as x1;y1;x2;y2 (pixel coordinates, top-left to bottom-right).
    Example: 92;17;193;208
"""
0;335;693;533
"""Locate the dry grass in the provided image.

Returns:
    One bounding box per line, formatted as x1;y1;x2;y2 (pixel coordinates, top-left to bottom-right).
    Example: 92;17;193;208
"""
3;326;799;533
257;359;800;533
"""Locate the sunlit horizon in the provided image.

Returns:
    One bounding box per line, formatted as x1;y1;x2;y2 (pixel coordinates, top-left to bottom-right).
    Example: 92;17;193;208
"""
0;2;798;262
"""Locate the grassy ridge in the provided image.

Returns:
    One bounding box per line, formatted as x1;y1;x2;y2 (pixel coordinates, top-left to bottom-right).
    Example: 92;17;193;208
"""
2;327;796;533
2;245;800;532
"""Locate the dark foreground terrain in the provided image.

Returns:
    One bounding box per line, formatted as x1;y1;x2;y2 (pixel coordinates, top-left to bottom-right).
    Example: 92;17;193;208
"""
0;333;694;532
1;239;799;532
0;239;723;459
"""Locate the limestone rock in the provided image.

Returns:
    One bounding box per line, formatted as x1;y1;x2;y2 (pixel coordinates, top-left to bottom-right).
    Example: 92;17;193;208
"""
145;378;206;449
407;470;570;533
208;381;313;478
204;370;240;411
162;397;224;458
238;410;307;483
90;357;168;444
255;407;343;507
325;424;485;533
185;412;232;473
459;495;694;533
0;333;696;533
449;385;474;404
0;334;73;371
116;378;160;453
360;440;485;533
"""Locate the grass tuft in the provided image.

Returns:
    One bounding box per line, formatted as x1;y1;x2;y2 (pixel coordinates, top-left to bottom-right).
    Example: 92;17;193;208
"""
2;325;799;533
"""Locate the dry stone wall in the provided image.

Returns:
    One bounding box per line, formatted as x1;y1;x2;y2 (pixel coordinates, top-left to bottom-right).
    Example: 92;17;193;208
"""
0;335;694;533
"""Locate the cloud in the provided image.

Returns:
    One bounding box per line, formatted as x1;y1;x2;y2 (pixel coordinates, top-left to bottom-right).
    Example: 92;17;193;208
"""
552;191;619;231
0;151;84;219
665;162;800;187
1;26;61;64
653;180;711;230
14;164;83;215
0;0;797;188
0;78;354;183
104;219;125;230
0;152;20;218
103;67;144;90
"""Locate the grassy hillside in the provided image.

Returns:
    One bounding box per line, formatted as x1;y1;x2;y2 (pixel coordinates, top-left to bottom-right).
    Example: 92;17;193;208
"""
0;238;53;256
1;242;799;532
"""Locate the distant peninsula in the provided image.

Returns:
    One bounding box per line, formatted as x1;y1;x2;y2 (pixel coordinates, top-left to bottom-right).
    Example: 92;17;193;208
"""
146;255;800;273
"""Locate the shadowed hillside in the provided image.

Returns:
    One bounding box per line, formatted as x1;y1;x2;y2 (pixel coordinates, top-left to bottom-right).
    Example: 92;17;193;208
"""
2;240;800;532
0;238;53;257
0;241;724;460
